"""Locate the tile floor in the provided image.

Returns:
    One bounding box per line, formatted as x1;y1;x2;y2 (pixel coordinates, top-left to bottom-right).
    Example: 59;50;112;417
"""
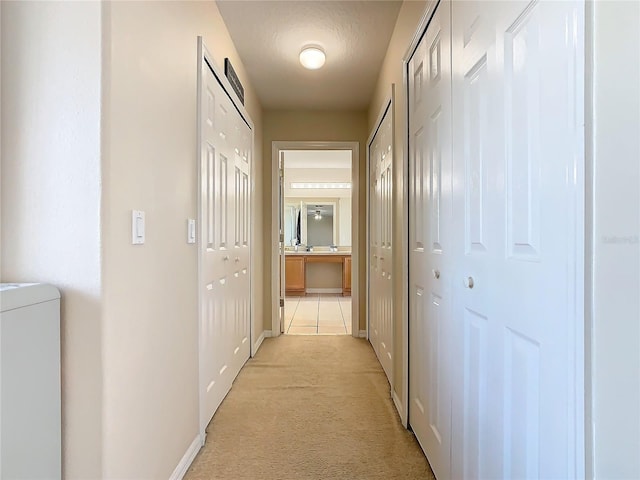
284;294;352;335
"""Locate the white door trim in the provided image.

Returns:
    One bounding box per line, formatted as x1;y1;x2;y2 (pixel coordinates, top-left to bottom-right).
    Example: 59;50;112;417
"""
271;141;360;337
196;37;255;442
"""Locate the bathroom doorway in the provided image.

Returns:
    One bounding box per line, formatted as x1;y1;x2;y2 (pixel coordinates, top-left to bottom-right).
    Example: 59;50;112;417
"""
270;142;360;337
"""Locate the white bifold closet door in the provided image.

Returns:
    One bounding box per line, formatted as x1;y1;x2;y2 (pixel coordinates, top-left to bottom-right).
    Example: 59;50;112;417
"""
199;56;252;433
450;1;584;477
409;0;584;478
408;2;453;479
368;103;394;383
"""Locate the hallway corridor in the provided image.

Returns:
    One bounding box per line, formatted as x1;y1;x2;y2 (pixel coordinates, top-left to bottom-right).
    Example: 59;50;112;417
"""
185;336;435;479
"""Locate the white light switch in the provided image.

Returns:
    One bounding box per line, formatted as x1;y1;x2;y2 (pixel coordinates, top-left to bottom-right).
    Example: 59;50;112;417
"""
187;219;196;244
132;210;145;245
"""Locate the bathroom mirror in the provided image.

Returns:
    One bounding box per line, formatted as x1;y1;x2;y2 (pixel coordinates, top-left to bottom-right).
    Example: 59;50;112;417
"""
306;204;335;246
283;205;299;246
284;200;346;247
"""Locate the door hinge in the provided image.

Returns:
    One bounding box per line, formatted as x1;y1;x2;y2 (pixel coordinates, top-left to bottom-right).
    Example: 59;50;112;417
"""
280;233;285;243
279;298;285;308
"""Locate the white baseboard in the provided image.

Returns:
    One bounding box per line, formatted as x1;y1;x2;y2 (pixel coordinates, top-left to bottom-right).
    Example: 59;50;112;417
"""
169;435;201;480
252;330;266;356
264;330;272;337
305;288;343;294
359;330;367;338
392;389;407;427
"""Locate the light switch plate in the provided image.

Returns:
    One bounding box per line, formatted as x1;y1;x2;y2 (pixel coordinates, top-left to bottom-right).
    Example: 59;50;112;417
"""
132;210;145;245
187;219;196;244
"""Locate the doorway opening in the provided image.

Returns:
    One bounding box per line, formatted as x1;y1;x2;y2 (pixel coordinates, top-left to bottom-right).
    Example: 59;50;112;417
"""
282;150;352;335
271;142;360;338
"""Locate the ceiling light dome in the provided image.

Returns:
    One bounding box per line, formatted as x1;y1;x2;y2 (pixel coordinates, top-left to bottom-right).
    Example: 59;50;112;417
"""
299;46;326;70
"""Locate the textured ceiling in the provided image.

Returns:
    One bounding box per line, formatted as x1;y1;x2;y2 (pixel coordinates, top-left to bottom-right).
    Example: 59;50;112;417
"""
216;0;403;110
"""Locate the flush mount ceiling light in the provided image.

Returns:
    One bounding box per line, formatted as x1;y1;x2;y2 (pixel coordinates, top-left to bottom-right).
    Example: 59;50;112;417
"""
299;46;326;70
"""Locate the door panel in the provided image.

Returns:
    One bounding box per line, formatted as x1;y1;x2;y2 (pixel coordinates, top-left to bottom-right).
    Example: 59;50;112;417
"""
451;3;499;477
230;116;251;377
199;55;251;434
408;2;453;479
461;307;489;479
408;0;583;477
451;1;584;478
368;102;393;383
463;53;489;255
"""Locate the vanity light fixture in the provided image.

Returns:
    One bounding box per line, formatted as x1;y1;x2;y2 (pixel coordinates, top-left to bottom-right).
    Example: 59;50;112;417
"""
299;46;326;70
314;210;322;220
290;182;351;189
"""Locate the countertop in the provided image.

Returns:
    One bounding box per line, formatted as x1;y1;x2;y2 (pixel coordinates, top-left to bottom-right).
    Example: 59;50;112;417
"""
285;250;351;256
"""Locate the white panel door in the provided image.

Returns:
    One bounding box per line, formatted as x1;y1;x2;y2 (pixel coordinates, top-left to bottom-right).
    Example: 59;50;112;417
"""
368;103;393;382
451;1;584;478
369;132;381;358
408;2;453;479
199;56;251;434
230;110;251;379
450;3;499;477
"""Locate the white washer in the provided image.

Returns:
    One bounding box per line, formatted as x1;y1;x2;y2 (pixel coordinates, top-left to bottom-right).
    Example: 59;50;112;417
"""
1;283;61;480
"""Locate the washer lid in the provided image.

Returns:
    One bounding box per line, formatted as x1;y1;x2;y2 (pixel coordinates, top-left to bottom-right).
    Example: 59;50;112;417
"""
0;283;61;313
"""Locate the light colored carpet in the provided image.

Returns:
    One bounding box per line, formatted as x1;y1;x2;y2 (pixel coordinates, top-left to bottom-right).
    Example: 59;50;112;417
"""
185;335;435;480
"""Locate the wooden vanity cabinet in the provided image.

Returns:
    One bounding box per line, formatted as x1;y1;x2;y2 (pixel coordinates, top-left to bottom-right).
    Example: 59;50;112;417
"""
343;256;352;296
285;254;352;296
285;256;305;295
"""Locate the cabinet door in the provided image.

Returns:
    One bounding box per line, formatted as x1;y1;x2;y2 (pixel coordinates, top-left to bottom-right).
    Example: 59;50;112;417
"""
285;256;305;295
343;257;352;296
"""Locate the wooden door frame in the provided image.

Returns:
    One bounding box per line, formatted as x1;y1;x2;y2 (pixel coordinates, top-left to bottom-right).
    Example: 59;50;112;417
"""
270;141;360;337
196;37;255;442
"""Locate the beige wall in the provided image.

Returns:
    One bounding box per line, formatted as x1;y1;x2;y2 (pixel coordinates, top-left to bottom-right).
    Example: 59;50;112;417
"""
338;197;352;246
1;2;104;477
2;1;263;478
262;110;368;330
589;1;640;477
103;1;263;477
366;0;427;405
